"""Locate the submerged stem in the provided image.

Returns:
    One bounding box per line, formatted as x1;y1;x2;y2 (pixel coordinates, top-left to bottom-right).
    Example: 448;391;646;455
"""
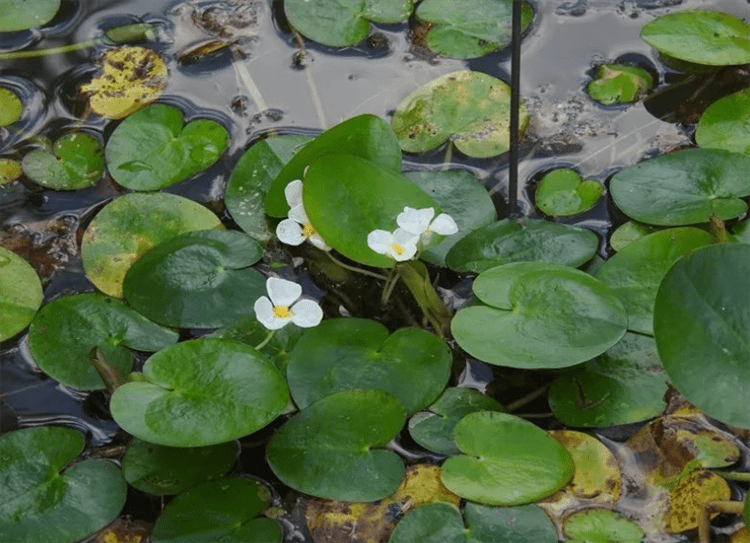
232;46;269;113
381;268;401;306
254;330;276;350
325;252;389;280
0;40;98;60
293;29;326;129
698;500;743;543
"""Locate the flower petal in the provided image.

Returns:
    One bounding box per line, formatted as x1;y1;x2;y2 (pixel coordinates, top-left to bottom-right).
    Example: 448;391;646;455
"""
430;213;459;235
276;219;306;246
284;179;303;208
367;229;393;255
255;296;287;330
308;233;332;251
290;299;323;328
266;277;302;306
287;204;309;225
397;207;434;235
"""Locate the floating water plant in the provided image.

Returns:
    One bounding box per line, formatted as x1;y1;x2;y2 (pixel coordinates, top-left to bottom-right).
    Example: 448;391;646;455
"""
586;63;654;105
21;132;104;190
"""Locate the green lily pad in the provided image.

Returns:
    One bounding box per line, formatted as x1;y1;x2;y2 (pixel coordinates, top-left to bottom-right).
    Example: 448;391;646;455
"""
595;227;714;334
548;332;668;427
22;132;104;190
0;0;60;32
27;293;178;390
0;247;42;342
452;262;627;369
303;153;439;267
441;412;574;505
609;221;658;252
0;87;22;126
408;387;504;455
404;170;496;265
110;338;289;447
0;426;126;543
225;135;312;242
392;70;529;158
563;509;645;543
265;114;402;217
654;243;750;429
535;169;603;217
586;63;654;105
81;192;223;298
121;438;237;495
103;23;158;44
284;0;413;47
287;318;451;416
105;103;228;191
610;148;750;225
695;87;750;154
641;10;750;66
123;230;265;328
445;219;599;273
389;502;557;543
0;158;22;184
266;389;406;502
150;477;280;543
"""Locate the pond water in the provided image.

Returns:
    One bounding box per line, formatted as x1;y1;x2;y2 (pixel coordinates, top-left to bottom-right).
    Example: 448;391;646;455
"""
1;0;750;542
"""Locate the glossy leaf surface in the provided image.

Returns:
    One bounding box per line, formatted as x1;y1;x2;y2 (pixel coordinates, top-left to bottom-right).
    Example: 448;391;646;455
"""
696;87;750;154
0;0;59;31
22;132;104;190
534;169;602;217
0;247;42;341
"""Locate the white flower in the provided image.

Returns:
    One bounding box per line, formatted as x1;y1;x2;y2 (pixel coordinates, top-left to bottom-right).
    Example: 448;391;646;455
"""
254;277;323;330
397;206;458;237
276;180;331;251
367;228;419;261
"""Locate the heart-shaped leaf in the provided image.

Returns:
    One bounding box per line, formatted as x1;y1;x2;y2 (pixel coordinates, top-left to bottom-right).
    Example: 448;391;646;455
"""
287;318;451;416
105;103;228;190
110;338;289;447
610;148;750;225
416;0;533;59
696;87;750;154
452;262;627;369
123;230;265;328
81;193;223;298
22;132;104;190
441;412;574;505
0;247;42;341
0;0;59;32
0;426;126;543
28;293;178;389
586;63;654;105
392;70;528;158
563;509;645;543
609;220;658;252
534;169;603;217
445;219;598;273
284;0;413;47
266;389;406;502
654;243;750;428
0;87;22;126
0;158;22;184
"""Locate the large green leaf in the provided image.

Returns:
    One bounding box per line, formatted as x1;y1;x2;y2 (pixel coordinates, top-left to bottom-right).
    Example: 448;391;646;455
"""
0;247;42;342
287;318;451;416
27;293;178;390
266;389;405;502
22;132;104;190
0;0;60;31
452;262;627;369
610;148;750;225
441;412;574;505
0;426;126;543
695;87;750;154
110;338;289;447
105;103;228;191
654;243;750;429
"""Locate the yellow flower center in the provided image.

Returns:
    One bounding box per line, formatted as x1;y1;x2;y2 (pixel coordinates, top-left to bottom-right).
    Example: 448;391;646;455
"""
273;305;292;318
391;243;405;256
302;222;316;238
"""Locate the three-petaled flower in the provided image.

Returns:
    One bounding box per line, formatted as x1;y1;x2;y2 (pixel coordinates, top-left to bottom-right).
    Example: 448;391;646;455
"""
276;180;331;251
367;228;419;261
254;277;323;330
397;207;458;238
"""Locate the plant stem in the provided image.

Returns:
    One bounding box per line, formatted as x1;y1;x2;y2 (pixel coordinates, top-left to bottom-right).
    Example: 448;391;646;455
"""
0;40;98;60
293;29;327;129
714;471;750;483
397;260;452;336
231;46;268;113
708;214;729;243
698;500;743;543
505;384;550;412
254;330;275;350
443;141;453;168
381;267;400;306
325;251;389;280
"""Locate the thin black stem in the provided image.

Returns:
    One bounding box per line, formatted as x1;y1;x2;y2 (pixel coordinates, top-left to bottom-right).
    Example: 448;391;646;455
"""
508;0;522;219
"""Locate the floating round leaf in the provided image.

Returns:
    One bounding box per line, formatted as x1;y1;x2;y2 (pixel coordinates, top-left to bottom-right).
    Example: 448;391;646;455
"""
696;87;750;154
266;389;406;502
225;135;312;241
441;412;574;505
392;70;528;158
285;0;413;47
105;103;228;191
563;509;645;543
80;47;168;119
0;0;60;32
535;169;603;217
287;318;451;416
586;63;653;105
110;338;289;447
610;148;750;225
452;262;627;369
654;243;750;429
445;218;598;273
28;293;178;389
0;158;22;184
121;438;237;495
416;0;533;59
595;227;714;334
150;477;281;543
0;247;42;342
81;192;223;298
123;230;265;328
641;10;750;66
0;426;126;543
0;87;22;126
389;502;557;543
609;220;658;252
22;132;104;190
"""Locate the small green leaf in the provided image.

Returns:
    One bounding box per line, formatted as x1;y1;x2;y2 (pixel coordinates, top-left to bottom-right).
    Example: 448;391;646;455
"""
0;158;22;184
586;63;653;105
609;220;658;251
0;87;22;126
0;0;60;31
22;132;104;190
0;247;42;341
563;509;645;543
696;87;750;154
534;169;603;217
104;23;157;43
